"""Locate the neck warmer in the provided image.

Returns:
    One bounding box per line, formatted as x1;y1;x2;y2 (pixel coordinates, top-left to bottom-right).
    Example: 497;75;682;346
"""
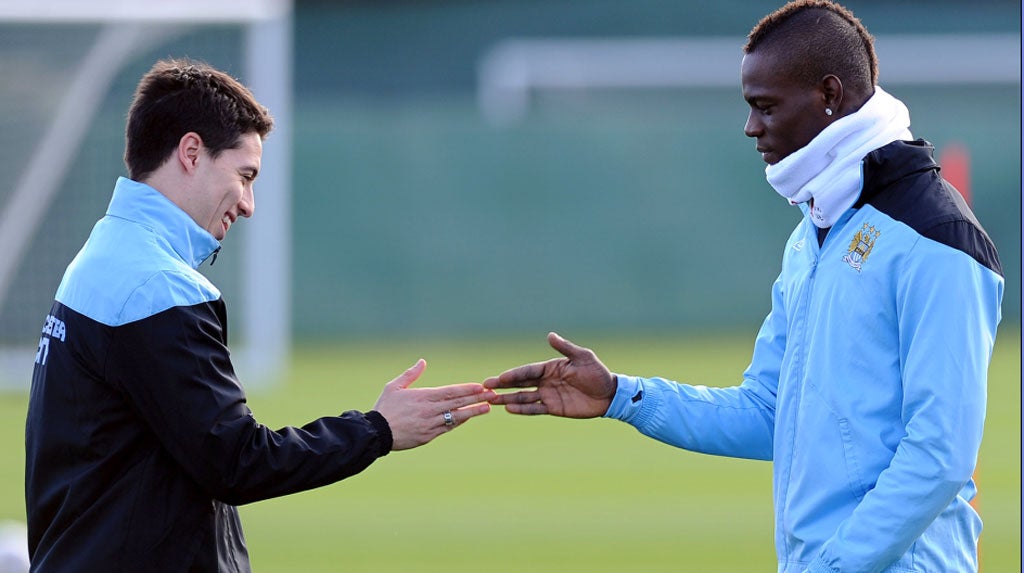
765;86;913;228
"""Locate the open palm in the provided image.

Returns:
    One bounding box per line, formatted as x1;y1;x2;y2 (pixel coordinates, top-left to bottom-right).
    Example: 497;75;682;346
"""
484;332;617;418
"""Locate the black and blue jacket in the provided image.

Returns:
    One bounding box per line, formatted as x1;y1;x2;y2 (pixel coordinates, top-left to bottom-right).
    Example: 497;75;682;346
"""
26;177;393;572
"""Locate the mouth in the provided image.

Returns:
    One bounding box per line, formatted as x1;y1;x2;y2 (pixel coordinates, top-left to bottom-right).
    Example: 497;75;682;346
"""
221;214;234;233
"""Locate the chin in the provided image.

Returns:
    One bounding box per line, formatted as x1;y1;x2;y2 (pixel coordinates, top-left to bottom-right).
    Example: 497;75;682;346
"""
764;150;790;165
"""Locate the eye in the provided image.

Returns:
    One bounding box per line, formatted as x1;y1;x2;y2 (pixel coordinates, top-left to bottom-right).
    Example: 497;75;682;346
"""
747;100;772;115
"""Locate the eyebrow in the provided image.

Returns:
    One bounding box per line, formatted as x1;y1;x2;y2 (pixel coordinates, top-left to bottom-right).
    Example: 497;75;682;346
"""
744;94;774;106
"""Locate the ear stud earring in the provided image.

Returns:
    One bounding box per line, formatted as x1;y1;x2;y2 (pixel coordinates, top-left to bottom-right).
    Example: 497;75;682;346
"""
825;108;834;116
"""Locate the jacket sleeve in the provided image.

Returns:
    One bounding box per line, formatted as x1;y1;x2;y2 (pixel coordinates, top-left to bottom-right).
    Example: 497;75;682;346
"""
808;240;1003;573
106;299;392;506
603;274;785;461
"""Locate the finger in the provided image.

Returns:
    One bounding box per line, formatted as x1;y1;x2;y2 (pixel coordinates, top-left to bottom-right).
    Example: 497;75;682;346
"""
547;332;589;360
451;402;491;425
428;382;493;401
439;388;498;410
504;402;549;416
487;389;541;405
485;362;550;388
437;402;491;432
386;359;426;390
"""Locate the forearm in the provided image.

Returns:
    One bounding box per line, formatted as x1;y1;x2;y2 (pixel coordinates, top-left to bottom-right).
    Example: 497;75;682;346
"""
605;374;775;460
204;409;392;505
112;304;392;504
809;435;980;572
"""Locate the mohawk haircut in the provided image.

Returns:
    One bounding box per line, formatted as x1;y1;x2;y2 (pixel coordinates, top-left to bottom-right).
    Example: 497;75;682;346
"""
744;0;877;99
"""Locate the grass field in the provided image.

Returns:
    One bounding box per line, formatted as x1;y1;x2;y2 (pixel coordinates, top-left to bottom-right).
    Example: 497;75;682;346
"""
0;329;1018;571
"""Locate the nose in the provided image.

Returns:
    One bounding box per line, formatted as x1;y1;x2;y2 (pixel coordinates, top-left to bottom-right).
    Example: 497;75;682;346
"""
239;185;255;218
744;110;762;139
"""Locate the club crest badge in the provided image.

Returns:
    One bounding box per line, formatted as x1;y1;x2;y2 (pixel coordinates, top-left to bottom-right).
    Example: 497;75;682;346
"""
842;223;880;272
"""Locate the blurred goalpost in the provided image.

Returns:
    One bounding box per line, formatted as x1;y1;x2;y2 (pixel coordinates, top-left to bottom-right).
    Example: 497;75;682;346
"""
0;0;293;389
477;33;1021;125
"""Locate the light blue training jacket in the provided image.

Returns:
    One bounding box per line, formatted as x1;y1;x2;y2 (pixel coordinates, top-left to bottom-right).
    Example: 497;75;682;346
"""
604;141;1003;573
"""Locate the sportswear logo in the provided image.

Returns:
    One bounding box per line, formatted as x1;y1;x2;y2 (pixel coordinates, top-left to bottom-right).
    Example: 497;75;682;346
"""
631;390;643;403
842;223;880;273
35;314;67;366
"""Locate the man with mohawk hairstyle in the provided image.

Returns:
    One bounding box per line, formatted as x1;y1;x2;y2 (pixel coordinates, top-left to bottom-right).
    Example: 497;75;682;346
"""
486;2;1003;572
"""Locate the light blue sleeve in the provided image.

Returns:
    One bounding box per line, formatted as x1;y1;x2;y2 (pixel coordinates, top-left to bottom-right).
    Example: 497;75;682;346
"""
810;241;1003;572
603;275;787;461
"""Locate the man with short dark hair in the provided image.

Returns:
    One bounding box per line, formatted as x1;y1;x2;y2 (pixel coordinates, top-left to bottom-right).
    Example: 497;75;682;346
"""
485;2;1003;571
26;58;494;572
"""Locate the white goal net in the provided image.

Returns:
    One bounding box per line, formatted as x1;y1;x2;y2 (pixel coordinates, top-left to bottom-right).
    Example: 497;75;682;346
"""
0;0;293;389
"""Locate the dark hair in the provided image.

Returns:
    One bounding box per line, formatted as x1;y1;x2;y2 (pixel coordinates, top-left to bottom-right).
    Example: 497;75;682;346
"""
124;58;274;181
744;0;876;98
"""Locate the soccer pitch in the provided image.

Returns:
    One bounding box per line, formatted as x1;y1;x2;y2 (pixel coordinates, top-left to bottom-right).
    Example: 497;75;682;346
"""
0;329;1018;571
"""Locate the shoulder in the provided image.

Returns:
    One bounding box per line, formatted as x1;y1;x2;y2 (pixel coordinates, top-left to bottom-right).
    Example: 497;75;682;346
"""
56;217;221;326
858;140;1002;277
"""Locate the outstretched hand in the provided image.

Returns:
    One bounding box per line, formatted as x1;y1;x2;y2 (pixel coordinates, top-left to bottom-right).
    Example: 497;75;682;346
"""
373;359;495;451
484;332;617;418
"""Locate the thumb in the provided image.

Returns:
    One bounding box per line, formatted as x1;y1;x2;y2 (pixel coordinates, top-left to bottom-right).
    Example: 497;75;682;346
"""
387;358;427;390
547;332;586;359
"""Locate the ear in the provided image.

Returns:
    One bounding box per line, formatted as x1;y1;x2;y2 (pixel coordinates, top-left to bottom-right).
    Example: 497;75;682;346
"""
821;74;844;115
177;132;204;174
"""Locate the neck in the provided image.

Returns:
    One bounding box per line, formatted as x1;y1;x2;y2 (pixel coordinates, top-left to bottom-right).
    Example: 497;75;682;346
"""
764;86;912;228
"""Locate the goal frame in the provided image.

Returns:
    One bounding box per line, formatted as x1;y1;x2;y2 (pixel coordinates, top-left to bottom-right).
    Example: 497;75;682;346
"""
0;0;293;389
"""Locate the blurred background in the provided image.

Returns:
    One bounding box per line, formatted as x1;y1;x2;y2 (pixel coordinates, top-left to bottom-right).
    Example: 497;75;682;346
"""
0;0;1019;362
0;0;1019;571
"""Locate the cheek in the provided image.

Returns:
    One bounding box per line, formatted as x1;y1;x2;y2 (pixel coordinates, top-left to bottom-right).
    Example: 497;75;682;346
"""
797;123;827;150
780;115;821;148
220;187;244;209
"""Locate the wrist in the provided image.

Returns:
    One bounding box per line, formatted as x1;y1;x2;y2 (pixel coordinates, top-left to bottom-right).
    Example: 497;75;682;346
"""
603;375;645;421
364;410;393;456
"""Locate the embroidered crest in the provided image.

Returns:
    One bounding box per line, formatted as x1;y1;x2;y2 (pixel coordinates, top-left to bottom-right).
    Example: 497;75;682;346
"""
842;223;880;272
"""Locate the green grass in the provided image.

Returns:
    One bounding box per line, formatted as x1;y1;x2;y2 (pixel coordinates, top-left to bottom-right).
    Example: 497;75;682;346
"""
0;329;1018;572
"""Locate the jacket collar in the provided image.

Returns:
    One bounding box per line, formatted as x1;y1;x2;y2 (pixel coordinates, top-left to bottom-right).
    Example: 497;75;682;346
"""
105;177;221;269
856;139;938;207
